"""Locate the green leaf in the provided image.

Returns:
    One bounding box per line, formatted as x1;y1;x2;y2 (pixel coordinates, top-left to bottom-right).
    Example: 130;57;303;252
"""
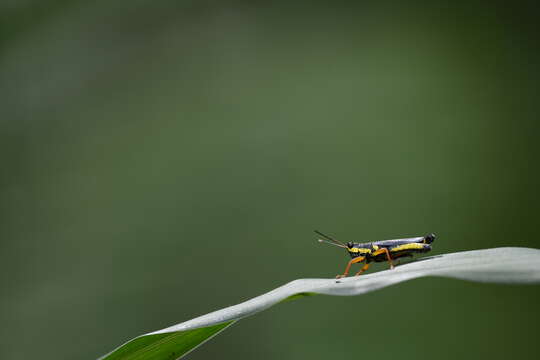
99;322;234;360
100;247;540;360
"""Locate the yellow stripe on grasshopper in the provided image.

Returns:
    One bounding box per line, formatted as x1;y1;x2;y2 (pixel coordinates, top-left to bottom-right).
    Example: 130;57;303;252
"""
390;243;426;252
348;248;371;254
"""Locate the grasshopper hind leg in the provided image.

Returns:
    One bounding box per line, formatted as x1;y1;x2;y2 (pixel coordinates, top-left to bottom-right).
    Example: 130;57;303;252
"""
372;248;395;270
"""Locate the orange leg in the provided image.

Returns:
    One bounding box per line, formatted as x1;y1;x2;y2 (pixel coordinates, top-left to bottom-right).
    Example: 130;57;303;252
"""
336;256;365;279
372;248;394;269
355;263;371;276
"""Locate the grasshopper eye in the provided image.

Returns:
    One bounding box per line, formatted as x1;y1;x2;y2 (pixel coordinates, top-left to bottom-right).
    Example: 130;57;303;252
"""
346;242;354;248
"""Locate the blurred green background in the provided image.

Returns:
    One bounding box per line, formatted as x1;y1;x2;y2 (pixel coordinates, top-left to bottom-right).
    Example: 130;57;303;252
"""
1;1;539;359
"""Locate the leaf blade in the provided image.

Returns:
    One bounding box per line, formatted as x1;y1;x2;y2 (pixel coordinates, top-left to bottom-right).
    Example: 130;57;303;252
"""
100;322;234;360
99;247;540;359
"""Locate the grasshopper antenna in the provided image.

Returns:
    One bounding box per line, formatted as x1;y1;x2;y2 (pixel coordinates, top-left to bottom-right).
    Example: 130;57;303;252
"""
314;230;347;248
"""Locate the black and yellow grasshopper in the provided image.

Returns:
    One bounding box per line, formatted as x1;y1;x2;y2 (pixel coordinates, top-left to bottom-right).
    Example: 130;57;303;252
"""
316;230;436;278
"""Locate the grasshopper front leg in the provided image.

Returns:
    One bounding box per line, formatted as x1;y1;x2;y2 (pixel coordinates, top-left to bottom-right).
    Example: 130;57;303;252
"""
336;256;366;279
